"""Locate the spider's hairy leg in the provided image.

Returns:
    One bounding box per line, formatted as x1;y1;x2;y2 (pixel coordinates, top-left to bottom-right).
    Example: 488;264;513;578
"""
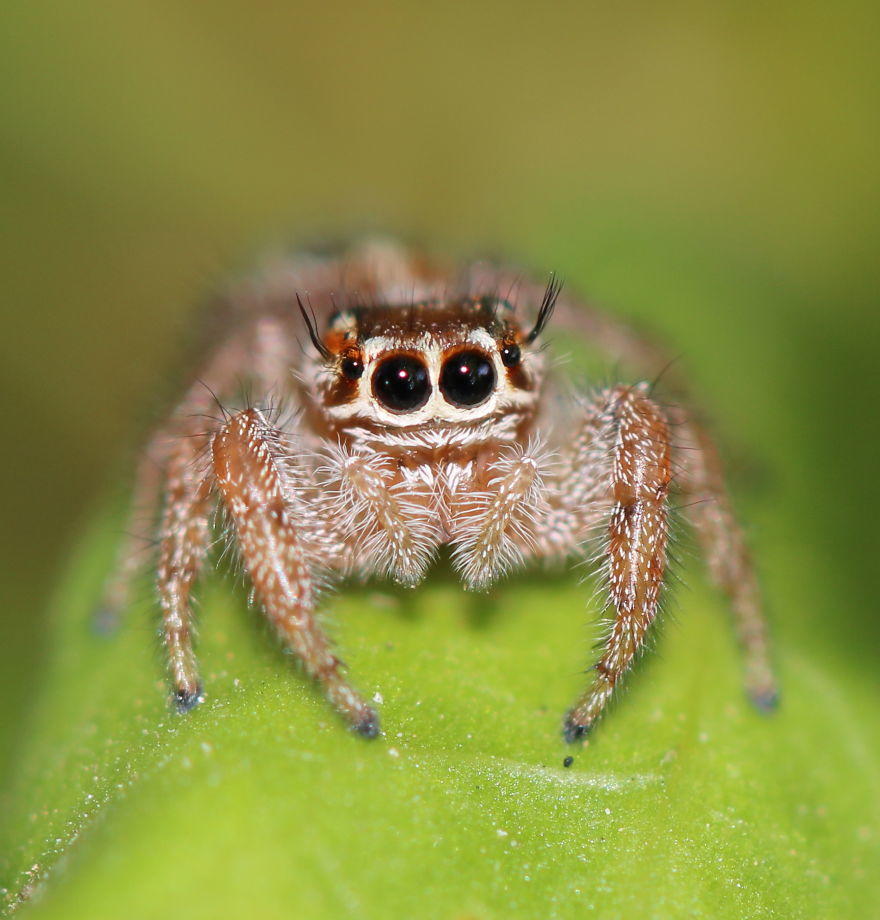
674;413;778;709
95;432;169;632
212;409;379;737
516;280;777;721
98;337;250;629
156;431;214;712
562;385;673;742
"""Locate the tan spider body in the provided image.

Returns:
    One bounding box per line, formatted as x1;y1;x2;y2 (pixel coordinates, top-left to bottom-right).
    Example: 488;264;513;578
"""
103;240;777;741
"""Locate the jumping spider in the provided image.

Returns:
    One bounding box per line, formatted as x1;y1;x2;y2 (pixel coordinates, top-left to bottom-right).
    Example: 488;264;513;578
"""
102;239;777;741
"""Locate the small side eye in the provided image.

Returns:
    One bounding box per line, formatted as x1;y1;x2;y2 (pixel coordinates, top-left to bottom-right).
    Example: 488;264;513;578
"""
500;343;521;368
341;356;364;379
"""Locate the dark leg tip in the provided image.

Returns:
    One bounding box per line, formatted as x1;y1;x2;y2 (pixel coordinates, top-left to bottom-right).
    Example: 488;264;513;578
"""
353;709;381;739
174;685;204;714
749;686;780;713
563;714;593;744
91;605;121;637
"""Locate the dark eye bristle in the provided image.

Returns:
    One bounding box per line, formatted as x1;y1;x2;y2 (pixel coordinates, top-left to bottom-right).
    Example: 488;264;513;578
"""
296;292;333;361
525;273;562;344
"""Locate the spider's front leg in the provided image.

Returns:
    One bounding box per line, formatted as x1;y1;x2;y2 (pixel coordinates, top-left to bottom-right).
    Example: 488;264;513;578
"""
212;409;379;737
452;440;550;591
156;430;214;711
561;384;673;742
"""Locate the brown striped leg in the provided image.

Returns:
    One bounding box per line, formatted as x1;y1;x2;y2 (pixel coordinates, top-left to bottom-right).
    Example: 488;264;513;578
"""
675;415;778;709
515;284;777;719
98;337;249;630
156;433;214;712
212;409;378;736
563;385;673;742
95;433;170;632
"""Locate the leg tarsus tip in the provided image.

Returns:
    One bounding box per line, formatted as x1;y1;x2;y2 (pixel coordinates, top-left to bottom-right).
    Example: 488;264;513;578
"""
749;686;780;713
562;714;592;744
174;685;204;714
354;709;381;739
91;606;121;637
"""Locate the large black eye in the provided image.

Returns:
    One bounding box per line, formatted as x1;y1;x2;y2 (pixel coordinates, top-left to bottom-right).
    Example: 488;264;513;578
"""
439;350;496;407
372;354;430;412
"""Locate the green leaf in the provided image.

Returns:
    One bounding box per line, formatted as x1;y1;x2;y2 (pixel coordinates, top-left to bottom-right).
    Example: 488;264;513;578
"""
2;488;878;917
2;228;878;919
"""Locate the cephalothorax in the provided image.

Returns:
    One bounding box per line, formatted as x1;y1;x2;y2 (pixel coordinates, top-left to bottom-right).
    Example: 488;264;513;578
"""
103;240;777;741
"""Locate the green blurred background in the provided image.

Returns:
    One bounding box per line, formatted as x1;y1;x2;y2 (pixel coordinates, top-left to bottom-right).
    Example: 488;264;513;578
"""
1;0;878;890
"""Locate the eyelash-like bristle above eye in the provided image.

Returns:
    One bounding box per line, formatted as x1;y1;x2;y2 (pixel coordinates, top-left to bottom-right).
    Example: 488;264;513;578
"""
526;273;563;344
296;293;334;360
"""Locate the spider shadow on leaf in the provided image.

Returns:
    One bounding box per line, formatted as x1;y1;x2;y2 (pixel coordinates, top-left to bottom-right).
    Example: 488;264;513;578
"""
350;547;578;633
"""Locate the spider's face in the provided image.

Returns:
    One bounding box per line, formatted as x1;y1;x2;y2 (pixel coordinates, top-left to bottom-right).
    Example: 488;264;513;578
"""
304;295;551;437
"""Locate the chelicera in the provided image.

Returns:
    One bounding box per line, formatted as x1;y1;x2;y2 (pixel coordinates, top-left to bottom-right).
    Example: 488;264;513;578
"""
101;240;777;740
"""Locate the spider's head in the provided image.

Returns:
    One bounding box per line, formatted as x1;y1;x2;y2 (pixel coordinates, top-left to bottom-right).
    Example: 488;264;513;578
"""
298;278;559;442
